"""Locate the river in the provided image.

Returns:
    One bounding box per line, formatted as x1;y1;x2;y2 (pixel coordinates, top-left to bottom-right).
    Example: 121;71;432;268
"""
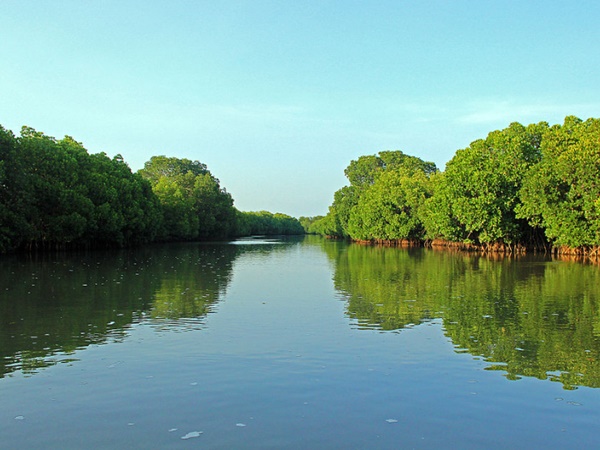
1;236;600;449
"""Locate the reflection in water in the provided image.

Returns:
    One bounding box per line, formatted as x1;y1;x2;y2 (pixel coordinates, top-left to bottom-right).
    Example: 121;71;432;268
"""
328;244;600;389
0;238;300;377
3;237;600;391
148;238;300;329
149;244;237;325
0;249;155;377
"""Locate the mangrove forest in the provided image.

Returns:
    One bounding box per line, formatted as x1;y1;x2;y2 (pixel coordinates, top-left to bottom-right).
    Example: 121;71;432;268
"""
2;115;600;256
0;125;303;253
305;116;600;257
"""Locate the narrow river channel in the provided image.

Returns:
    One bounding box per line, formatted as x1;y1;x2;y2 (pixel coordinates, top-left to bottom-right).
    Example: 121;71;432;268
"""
1;236;599;449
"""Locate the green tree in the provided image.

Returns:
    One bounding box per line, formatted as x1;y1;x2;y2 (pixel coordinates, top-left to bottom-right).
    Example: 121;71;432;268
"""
0;126;26;252
0;125;161;251
194;172;236;239
344;150;436;190
234;211;304;236
327;185;360;238
138;155;209;184
347;169;432;241
320;150;437;239
517;116;600;250
308;210;342;238
299;215;325;234
423;122;546;247
419;171;464;242
139;155;236;241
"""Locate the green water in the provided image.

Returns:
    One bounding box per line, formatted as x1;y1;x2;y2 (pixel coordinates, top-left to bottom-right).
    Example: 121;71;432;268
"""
1;236;599;448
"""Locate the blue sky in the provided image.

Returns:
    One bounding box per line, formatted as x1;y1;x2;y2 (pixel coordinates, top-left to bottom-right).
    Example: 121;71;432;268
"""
1;1;599;217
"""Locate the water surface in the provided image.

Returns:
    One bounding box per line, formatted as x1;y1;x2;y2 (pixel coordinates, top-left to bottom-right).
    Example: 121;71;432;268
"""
1;237;600;448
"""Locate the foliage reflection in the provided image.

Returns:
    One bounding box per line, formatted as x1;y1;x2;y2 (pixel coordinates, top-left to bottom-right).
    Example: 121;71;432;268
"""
0;239;300;377
328;243;600;389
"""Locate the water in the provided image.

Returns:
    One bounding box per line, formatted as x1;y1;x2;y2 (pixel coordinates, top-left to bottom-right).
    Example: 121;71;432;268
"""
1;236;600;448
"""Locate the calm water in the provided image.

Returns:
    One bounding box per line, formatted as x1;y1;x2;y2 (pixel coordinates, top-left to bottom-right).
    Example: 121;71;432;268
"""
1;236;600;449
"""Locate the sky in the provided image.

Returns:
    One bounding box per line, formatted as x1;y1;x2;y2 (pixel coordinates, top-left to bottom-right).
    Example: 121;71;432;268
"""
1;1;599;217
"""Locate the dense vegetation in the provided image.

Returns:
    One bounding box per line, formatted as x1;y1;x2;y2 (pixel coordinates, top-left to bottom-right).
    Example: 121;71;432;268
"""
308;116;600;255
0;125;303;253
3;115;598;255
138;155;237;241
235;210;304;236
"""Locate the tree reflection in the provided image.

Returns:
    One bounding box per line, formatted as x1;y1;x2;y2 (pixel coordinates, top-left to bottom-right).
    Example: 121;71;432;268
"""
0;238;302;377
0;243;241;377
0;249;155;376
330;243;600;389
148;243;238;321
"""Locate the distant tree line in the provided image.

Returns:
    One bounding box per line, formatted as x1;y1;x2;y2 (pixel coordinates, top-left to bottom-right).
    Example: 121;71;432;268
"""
0;125;303;253
306;116;600;256
236;210;304;236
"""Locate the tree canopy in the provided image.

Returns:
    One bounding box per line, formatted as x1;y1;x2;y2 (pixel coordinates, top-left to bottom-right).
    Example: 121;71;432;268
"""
139;155;236;240
313;116;600;255
4;115;599;255
517;117;600;249
0;126;161;251
422;121;547;246
310;150;438;241
0;126;304;253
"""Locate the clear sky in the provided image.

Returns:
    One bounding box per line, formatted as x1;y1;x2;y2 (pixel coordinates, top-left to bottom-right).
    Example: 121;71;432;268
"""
1;1;599;217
